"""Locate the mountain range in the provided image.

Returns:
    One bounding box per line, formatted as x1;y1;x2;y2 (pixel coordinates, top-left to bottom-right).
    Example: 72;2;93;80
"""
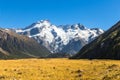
0;28;50;59
16;20;104;55
71;21;120;59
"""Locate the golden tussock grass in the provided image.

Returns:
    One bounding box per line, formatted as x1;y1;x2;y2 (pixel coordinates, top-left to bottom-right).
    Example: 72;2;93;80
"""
0;58;120;80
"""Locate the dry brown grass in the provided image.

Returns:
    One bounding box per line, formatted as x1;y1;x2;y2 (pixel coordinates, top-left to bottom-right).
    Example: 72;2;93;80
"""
0;58;120;80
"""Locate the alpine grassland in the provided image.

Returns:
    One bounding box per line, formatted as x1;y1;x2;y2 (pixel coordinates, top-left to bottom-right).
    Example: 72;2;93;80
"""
0;58;120;80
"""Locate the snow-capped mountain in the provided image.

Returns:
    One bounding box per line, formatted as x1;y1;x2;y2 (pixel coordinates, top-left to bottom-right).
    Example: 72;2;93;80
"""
16;20;104;54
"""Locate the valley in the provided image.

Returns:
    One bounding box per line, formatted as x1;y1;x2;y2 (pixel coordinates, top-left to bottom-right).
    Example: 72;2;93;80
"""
0;58;120;80
0;0;120;80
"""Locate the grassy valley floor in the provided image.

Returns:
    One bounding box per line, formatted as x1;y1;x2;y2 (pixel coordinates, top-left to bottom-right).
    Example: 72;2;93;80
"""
0;58;120;80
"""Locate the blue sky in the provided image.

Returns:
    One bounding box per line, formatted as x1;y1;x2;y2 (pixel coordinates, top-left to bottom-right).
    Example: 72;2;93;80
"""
0;0;120;30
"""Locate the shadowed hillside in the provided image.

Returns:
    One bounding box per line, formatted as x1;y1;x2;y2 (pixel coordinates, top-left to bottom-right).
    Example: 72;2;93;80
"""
71;21;120;59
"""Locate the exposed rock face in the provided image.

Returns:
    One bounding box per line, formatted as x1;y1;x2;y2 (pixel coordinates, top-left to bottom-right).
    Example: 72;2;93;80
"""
0;28;50;59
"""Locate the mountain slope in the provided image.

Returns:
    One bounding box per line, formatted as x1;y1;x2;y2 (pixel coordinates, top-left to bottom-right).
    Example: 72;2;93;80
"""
16;20;104;54
0;28;50;59
71;21;120;59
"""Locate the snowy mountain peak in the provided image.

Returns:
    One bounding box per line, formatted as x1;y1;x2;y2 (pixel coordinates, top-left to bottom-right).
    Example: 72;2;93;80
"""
36;20;51;26
23;20;51;30
16;20;104;54
71;24;86;30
